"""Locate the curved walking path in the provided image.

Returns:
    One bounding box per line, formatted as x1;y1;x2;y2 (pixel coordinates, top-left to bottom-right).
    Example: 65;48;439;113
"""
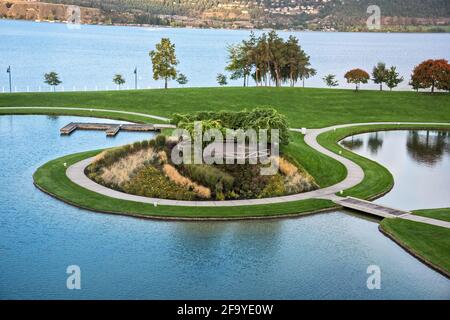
0;106;171;122
67;121;450;212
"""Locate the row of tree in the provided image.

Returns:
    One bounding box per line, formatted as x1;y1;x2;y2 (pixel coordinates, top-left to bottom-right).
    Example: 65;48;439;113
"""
225;31;316;87
333;59;449;92
40;35;450;93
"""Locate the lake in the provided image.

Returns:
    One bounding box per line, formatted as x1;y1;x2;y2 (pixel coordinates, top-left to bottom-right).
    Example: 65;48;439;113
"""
0;115;449;299
1;19;449;92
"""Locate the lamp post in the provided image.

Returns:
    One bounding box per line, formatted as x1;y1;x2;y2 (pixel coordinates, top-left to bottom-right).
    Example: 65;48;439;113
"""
134;67;138;90
6;66;12;93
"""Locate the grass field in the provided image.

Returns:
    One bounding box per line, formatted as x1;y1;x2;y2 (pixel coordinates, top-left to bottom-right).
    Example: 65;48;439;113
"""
1;87;449;128
380;214;450;276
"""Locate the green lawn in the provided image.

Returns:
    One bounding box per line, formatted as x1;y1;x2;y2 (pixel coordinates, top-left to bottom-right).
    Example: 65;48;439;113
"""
380;217;450;276
1;87;449;128
282;133;346;188
33;149;336;219
413;208;450;222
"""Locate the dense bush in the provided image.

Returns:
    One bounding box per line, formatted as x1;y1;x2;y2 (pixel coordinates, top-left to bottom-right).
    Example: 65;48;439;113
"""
172;107;290;145
181;164;234;198
123;166;197;201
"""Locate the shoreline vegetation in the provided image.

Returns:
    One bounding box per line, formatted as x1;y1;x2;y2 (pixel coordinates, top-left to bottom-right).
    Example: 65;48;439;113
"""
3;17;449;33
1;0;449;33
380;209;450;278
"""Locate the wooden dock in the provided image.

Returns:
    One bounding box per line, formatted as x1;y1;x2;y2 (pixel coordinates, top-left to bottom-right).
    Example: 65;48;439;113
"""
60;122;174;136
334;197;410;218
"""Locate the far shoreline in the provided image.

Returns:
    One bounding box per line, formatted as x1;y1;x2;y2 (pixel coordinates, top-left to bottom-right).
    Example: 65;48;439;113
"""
1;17;449;34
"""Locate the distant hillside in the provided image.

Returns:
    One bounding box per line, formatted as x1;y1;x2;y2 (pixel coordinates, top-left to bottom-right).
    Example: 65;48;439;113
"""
3;0;450;31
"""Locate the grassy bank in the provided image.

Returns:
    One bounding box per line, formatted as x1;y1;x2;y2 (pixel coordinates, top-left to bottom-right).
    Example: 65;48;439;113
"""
1;87;449;128
380;214;450;277
413;208;450;222
33;149;336;219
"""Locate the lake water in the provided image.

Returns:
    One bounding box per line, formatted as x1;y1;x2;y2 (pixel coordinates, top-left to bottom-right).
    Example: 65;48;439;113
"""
0;115;449;299
1;19;450;92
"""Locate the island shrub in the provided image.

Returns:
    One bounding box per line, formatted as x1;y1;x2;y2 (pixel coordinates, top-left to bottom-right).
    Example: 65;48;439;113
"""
259;175;286;198
172;107;290;145
182;164;234;198
154;134;167;151
122;166;197;201
162;164;211;199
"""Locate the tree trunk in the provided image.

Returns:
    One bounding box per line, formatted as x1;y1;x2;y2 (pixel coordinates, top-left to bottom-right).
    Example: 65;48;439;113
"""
380;83;382;91
164;78;168;89
431;83;435;93
302;78;305;88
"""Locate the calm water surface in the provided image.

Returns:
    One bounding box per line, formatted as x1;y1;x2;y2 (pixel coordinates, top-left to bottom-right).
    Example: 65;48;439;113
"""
341;130;450;210
0;19;449;91
0;116;449;299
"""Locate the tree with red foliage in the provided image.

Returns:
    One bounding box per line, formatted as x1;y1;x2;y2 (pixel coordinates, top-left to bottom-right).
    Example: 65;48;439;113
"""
344;69;370;91
410;59;450;93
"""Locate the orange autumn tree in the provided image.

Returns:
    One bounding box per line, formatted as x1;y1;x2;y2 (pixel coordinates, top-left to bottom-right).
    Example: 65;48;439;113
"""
344;68;370;91
410;59;450;93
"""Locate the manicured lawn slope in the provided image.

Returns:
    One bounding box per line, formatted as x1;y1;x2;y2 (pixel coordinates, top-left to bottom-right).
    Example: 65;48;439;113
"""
1;87;449;128
380;217;450;276
413;208;450;222
33;150;335;219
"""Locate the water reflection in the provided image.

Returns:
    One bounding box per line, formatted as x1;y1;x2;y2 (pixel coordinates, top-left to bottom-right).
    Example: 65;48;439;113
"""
407;131;449;166
341;130;450;210
367;132;384;155
340;136;364;150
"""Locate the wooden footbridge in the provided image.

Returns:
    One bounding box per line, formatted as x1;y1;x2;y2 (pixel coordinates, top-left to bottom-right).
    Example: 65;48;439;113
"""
60;122;175;136
333;197;410;218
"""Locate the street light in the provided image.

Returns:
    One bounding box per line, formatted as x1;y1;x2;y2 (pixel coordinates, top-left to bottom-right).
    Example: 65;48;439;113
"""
6;66;12;93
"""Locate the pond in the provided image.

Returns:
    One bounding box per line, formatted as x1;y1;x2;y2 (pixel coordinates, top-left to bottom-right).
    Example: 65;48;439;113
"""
341;130;450;210
0;116;449;299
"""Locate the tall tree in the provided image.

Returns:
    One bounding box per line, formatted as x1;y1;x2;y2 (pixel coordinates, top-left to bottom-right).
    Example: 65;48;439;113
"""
372;62;389;91
410;59;450;93
44;72;62;92
344;68;370;91
385;66;404;91
150;38;178;89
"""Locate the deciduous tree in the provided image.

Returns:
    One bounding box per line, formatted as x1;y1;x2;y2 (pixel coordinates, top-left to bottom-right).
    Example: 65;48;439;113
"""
44;72;62;92
323;74;339;87
344;69;370;91
150;38;178;89
216;73;228;86
372;62;388;91
410;59;450;93
385;66;403;91
113;74;125;89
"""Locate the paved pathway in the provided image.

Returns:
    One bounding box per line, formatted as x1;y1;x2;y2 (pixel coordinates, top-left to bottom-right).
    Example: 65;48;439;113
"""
7;106;443;225
0;106;171;122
